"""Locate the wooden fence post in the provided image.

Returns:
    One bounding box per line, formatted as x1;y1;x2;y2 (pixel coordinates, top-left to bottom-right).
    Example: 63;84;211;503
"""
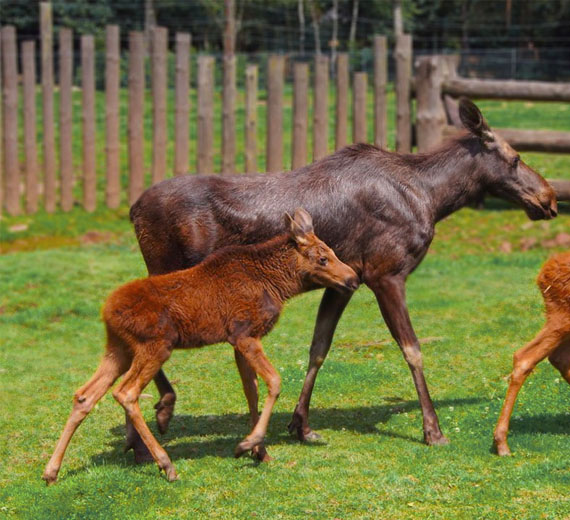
292;62;309;169
313;55;329;161
22;40;38;214
395;33;412;152
197;55;214;173
1;26;20;215
81;35;96;212
105;25;120;208
353;72;367;143
373;35;387;149
266;55;285;172
335;53;349;150
41;2;57;212
59;28;73;212
128;31;145;205
244;64;258;173
174;32;190;176
151;27;167;185
415;56;446;152
222;53;236;173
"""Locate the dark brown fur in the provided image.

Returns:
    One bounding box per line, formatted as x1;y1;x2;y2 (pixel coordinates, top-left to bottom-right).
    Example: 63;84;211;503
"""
127;99;557;457
42;210;358;483
494;252;570;455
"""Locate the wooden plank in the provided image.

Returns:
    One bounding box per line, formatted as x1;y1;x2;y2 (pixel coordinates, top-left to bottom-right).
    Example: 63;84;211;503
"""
244;64;258;173
443;125;570;153
292;62;309;169
197;55;214;173
59;28;74;212
313;55;329;161
151;26;167;184
105;25;120;208
415;56;446;152
41;2;57;212
353;72;367;143
547;179;570;202
128;31;145;205
443;77;570;102
395;33;412;152
335;52;348;150
174;32;190;176
81;35;96;212
222;56;236;173
266;55;285;172
1;26;20;215
373;35;387;149
22;40;38;214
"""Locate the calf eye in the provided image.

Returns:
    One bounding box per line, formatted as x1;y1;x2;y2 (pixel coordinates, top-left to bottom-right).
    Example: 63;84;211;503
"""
318;256;328;266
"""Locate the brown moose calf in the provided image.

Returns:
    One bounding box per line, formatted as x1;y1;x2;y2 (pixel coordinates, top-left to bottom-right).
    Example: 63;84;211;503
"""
43;208;358;483
494;252;570;456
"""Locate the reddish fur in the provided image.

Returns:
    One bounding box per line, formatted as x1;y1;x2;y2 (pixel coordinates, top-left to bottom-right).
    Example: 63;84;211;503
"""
494;252;570;455
42;210;358;483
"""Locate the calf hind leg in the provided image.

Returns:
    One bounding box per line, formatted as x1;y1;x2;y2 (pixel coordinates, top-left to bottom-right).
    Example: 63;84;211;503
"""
234;338;281;458
43;352;127;484
234;350;271;462
494;325;563;456
549;340;570;385
113;348;177;481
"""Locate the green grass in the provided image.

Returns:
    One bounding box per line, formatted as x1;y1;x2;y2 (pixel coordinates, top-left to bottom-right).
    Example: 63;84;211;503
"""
2;98;570;518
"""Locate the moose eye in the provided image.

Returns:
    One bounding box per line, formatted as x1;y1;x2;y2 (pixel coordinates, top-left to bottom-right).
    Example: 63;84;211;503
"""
511;156;520;169
318;256;328;266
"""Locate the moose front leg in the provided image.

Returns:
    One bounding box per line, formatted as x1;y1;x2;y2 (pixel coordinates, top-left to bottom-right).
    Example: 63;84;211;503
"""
288;287;353;441
368;275;448;446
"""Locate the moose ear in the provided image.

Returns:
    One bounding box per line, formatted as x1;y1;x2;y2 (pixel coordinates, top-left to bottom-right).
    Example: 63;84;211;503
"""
286;208;314;245
458;98;493;142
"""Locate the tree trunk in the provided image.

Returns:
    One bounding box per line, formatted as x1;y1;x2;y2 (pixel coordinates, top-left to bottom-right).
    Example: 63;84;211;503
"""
393;0;402;37
349;0;359;50
330;0;338;75
144;0;157;54
308;0;321;56
298;0;305;54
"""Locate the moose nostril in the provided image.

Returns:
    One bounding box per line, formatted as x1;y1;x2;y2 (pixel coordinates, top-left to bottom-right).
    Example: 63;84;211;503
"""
345;277;359;291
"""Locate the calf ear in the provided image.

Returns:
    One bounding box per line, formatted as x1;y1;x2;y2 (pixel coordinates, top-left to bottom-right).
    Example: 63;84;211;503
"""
458;98;494;142
286;208;313;245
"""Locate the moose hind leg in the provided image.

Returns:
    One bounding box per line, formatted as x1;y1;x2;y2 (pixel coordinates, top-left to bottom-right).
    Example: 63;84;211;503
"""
42;352;126;484
288;288;353;442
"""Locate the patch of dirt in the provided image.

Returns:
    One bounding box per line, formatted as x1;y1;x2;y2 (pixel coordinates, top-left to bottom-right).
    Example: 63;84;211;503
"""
80;230;115;245
542;232;570;249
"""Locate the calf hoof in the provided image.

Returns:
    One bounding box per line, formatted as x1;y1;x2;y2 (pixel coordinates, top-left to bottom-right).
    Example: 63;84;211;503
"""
235;435;264;458
42;469;58;486
287;412;321;442
424;431;450;446
155;394;175;435
164;465;179;482
494;441;512;457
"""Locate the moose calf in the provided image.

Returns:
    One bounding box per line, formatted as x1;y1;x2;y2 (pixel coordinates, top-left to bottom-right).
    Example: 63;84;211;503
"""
43;208;358;483
494;252;570;456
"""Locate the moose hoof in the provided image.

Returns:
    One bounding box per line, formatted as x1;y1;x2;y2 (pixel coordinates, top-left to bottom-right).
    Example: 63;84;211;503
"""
154;396;175;435
301;430;322;442
253;445;273;463
424;432;450;446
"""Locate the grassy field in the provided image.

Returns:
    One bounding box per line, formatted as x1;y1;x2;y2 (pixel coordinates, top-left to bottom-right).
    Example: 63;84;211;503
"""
2;99;570;519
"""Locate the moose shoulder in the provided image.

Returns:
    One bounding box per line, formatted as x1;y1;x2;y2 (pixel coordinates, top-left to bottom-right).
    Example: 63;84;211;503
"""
128;98;556;460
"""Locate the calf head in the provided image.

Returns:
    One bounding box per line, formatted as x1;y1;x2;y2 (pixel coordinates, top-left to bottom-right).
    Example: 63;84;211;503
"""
287;208;359;293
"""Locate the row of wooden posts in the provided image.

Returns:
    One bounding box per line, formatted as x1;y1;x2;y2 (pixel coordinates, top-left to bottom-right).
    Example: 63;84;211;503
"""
0;3;416;216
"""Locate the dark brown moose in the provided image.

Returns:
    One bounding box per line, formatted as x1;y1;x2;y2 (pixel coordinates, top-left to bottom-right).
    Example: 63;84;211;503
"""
126;99;557;461
494;252;570;456
42;209;359;483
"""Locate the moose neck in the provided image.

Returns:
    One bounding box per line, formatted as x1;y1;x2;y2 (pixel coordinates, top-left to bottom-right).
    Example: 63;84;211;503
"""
415;135;487;222
245;235;305;302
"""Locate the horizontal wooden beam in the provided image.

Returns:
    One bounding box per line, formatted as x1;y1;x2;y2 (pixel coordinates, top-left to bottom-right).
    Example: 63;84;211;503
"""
442;78;570;102
443;126;570;153
547;179;570;202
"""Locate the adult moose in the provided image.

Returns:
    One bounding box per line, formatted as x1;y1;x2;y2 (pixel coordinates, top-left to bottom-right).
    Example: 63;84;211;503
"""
127;99;557;462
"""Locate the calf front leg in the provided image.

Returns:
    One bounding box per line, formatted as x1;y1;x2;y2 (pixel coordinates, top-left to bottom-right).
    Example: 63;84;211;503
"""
288;288;353;441
368;275;448;446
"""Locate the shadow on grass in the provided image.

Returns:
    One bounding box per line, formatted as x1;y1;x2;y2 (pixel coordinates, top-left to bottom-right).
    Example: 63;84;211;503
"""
508;412;570;435
88;397;484;469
